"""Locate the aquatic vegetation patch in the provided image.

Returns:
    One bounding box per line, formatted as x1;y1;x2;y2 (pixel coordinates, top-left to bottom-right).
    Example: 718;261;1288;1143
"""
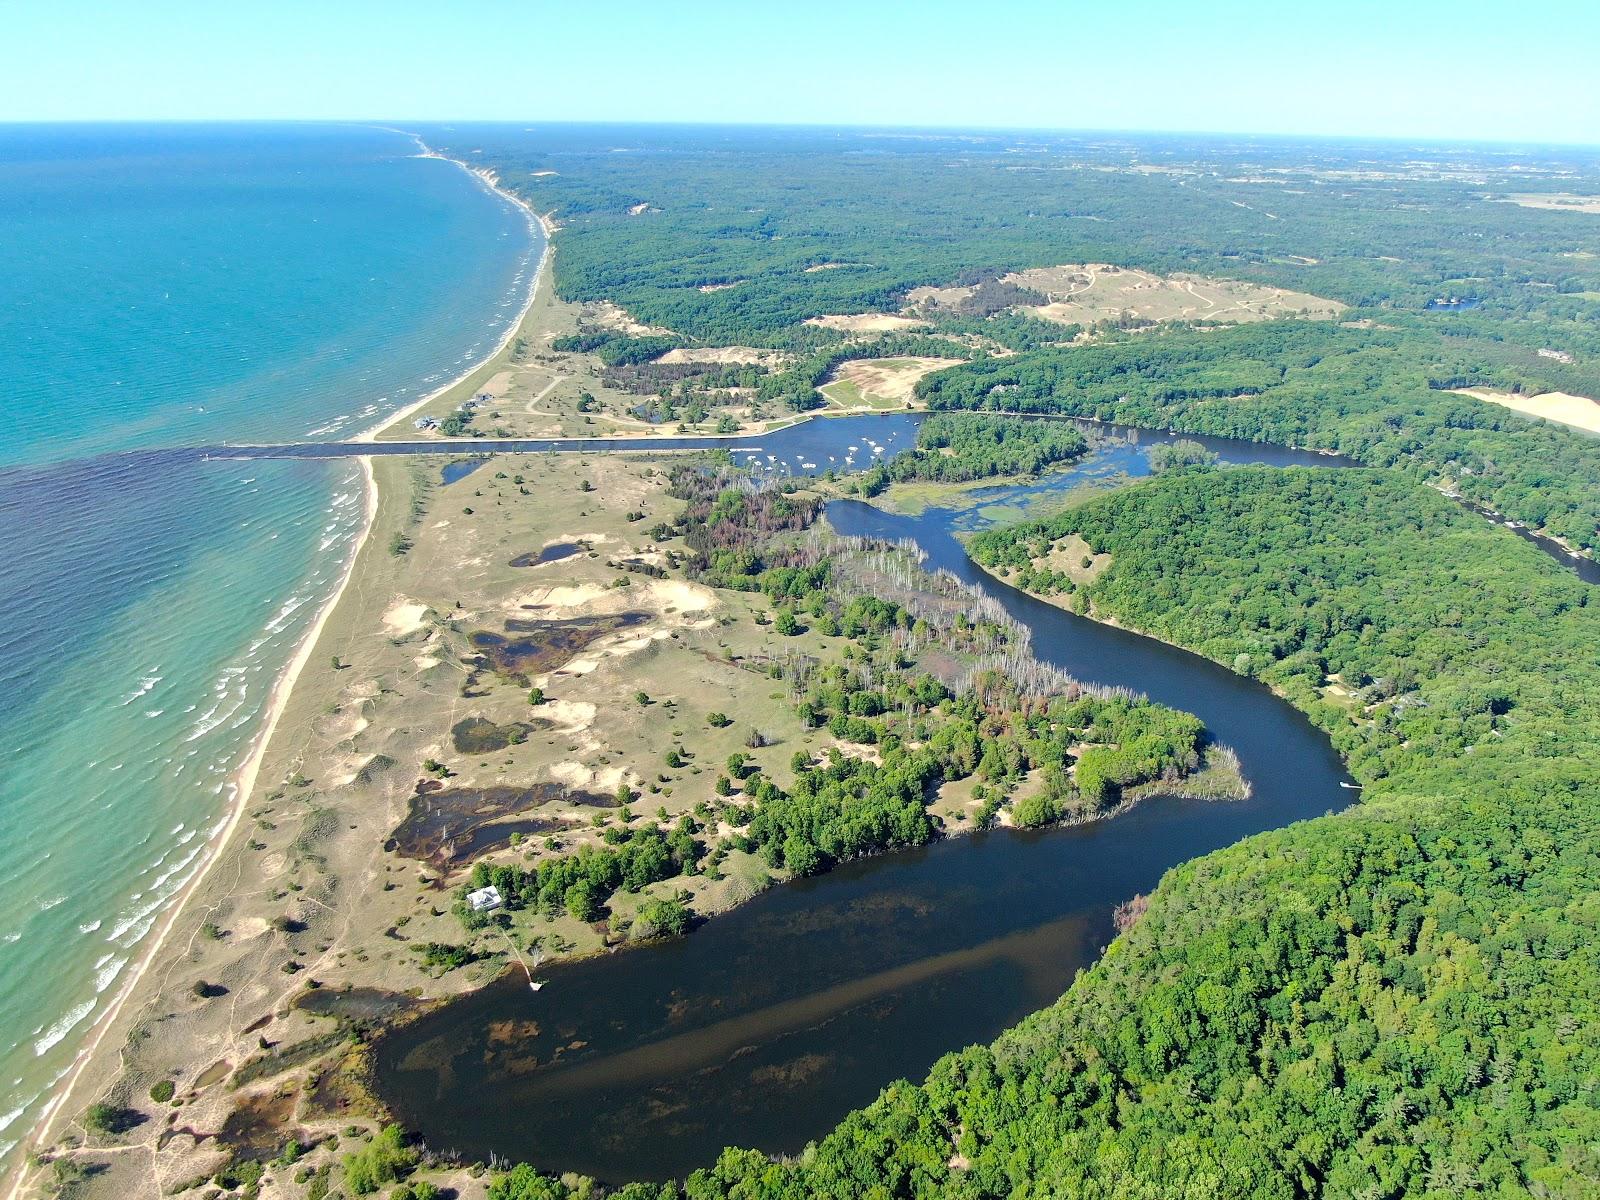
468;612;650;681
388;781;611;869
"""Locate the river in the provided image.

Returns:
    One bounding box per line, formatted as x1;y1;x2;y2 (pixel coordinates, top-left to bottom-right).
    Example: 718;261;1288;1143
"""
366;421;1356;1182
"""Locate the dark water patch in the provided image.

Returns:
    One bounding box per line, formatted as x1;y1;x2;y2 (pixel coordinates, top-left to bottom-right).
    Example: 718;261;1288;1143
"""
470;612;649;681
193;1060;231;1089
441;457;489;485
388;782;608;869
510;542;584;568
1444;495;1600;584
1507;524;1600;585
218;1089;309;1162
450;715;548;754
294;984;415;1024
190;411;926;469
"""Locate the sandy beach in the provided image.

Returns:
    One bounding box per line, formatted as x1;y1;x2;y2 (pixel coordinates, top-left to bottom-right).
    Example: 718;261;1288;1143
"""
2;139;545;1198
3;453;378;1198
357;139;555;443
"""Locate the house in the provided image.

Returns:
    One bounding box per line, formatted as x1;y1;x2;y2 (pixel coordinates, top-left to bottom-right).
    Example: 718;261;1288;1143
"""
1537;348;1575;365
414;416;438;430
467;885;504;913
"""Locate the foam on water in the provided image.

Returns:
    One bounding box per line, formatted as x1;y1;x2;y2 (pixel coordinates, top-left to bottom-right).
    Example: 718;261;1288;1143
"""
32;1002;95;1057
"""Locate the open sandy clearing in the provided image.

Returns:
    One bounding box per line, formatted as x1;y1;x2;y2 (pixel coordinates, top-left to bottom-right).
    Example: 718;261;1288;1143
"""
805;312;929;333
1496;193;1600;215
909;263;1341;327
381;599;429;636
1455;387;1600;435
656;346;789;367
589;300;674;336
1018;264;1341;325
820;356;963;408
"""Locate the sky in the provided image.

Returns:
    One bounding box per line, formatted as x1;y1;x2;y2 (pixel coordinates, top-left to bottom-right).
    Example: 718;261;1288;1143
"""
3;0;1599;143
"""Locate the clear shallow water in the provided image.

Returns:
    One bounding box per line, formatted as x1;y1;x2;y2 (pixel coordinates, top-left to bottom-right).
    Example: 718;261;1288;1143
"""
369;428;1355;1181
0;123;538;1158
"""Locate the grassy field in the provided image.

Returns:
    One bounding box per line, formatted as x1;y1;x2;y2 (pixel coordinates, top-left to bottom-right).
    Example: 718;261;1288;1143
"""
817;356;961;410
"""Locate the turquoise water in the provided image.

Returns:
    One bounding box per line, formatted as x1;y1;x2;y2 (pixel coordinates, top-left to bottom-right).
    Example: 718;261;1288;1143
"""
0;123;539;1154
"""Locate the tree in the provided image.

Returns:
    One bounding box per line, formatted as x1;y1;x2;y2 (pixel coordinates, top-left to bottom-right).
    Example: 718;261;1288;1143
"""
488;1163;573;1200
341;1125;417;1195
564;880;601;922
82;1103;122;1135
632;897;691;940
782;835;822;876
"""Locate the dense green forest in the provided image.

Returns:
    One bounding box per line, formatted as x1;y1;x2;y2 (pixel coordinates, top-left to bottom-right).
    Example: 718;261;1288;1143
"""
425;125;1600;362
407;126;1600;1198
920;319;1600;549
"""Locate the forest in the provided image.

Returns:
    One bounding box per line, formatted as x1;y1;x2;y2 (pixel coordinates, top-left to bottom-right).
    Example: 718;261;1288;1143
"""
920;319;1600;549
648;468;1600;1199
479;465;1600;1198
405;125;1600;1199
423;124;1600;366
861;413;1090;492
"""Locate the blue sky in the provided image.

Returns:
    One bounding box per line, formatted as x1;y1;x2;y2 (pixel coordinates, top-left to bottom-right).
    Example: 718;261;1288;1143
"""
5;0;1598;142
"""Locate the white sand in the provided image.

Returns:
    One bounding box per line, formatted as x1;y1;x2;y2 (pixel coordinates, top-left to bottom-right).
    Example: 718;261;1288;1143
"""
1455;388;1600;435
382;599;429;636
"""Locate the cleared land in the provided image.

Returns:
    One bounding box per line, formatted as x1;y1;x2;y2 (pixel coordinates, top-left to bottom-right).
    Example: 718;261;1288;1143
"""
910;263;1341;327
818;356;962;409
1498;193;1600;215
656;346;788;367
804;312;929;333
1456;386;1600;435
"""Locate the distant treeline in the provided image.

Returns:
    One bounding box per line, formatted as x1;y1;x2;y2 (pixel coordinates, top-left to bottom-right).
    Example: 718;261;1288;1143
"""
431;125;1600;361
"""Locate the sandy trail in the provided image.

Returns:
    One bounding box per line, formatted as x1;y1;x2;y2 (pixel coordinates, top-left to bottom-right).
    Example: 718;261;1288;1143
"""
524;373;566;415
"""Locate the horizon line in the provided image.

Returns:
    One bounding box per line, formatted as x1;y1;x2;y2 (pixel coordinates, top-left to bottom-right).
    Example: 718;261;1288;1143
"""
0;116;1597;152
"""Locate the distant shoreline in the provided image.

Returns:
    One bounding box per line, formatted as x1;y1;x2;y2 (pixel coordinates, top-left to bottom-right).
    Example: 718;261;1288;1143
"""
359;134;554;443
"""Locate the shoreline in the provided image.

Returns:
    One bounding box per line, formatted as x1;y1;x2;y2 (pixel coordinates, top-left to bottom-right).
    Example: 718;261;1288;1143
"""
3;136;544;1199
4;456;379;1195
358;137;555;443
